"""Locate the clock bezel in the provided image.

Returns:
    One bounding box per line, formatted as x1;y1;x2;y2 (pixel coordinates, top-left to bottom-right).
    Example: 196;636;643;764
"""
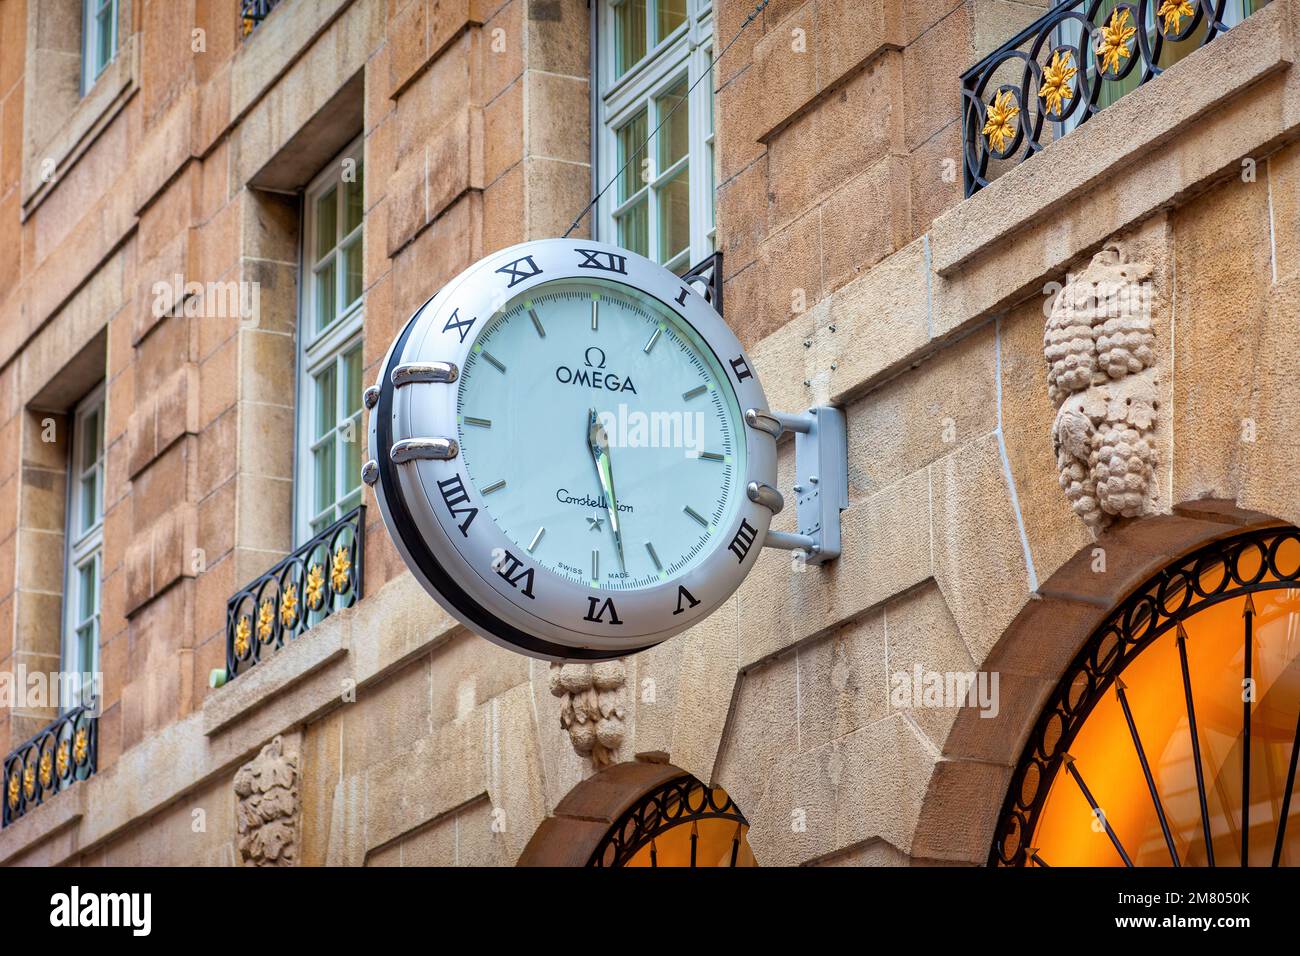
368;239;777;661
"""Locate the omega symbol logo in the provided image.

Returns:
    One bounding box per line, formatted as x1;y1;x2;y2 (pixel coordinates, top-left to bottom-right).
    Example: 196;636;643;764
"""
555;345;637;394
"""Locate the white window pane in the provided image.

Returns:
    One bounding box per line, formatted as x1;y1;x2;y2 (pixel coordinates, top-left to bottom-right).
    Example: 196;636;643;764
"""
314;364;337;439
656;76;689;171
79;469;99;534
95;5;114;71
657;0;686;42
315;185;338;259
341;348;363;497
313;440;337;516
343;238;363;309
342;413;362;498
707;140;715;243
76;622;96;675
615;0;648;77
618;109;649;202
343;346;363;416
344;164;365;233
77;560;96;621
315;259;337;332
657;165;690;263
617;199;649;258
705;50;715;132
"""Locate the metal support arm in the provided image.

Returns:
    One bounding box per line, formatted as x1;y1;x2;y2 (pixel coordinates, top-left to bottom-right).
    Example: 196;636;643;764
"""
744;406;848;565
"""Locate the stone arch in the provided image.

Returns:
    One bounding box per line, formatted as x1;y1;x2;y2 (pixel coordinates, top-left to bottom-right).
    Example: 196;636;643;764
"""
911;502;1289;864
518;760;694;867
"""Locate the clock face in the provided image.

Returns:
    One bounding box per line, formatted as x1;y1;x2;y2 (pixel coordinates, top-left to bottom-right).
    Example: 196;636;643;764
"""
366;239;778;661
454;279;745;592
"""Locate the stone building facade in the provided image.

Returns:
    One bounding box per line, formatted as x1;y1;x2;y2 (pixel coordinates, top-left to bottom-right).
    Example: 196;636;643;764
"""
0;0;1298;867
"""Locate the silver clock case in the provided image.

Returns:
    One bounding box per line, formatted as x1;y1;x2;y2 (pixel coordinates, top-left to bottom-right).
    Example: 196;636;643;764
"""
367;238;778;661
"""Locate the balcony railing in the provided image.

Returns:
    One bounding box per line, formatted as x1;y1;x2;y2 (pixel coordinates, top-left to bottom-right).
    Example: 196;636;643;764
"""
962;0;1267;197
3;706;98;828
225;506;365;680
240;0;283;38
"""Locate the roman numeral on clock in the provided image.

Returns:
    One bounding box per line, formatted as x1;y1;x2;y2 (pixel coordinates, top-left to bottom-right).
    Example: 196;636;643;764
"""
443;308;476;343
583;596;623;625
495;255;543;287
493;550;536;599
576;248;628;274
729;355;753;383
675;287;689;307
436;475;478;537
673;585;701;616
728;518;758;564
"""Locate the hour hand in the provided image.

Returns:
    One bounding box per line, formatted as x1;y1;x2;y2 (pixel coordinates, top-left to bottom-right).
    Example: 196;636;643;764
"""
587;409;625;571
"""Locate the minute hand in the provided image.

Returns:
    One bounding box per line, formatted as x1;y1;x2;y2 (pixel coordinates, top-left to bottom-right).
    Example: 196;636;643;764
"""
587;409;626;571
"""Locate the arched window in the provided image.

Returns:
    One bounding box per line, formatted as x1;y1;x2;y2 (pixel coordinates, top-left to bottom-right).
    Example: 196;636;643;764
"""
588;773;756;867
993;526;1300;866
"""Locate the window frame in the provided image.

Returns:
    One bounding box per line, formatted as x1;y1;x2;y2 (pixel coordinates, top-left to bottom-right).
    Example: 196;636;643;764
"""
294;139;366;546
596;0;716;273
61;382;106;710
80;0;120;95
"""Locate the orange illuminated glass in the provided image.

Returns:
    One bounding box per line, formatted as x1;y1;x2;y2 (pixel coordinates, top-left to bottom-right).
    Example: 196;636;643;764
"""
1029;566;1300;866
592;779;757;867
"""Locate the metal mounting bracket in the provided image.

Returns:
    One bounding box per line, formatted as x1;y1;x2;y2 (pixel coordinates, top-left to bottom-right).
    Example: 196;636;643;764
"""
745;406;848;565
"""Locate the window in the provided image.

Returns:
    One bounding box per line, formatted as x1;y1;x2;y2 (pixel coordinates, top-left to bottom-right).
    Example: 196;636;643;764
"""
598;0;715;274
296;140;365;543
81;0;119;94
62;384;105;709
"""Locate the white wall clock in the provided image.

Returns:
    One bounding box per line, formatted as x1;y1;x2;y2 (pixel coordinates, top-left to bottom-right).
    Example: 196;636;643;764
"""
363;239;842;661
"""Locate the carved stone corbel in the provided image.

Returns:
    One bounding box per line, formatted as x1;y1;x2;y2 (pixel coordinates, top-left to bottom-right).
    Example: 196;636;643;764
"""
1045;244;1160;533
549;660;627;768
234;735;300;866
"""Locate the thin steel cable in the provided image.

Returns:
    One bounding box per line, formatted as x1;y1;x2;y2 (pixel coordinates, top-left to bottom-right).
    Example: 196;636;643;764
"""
562;0;771;240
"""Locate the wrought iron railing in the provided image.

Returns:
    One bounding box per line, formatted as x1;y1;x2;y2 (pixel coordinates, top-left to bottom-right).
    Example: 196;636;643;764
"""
962;0;1266;196
681;252;723;317
3;706;98;828
240;0;283;37
225;506;365;679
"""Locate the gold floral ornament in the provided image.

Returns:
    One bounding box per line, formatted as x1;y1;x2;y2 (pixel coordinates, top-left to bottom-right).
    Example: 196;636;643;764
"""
73;727;89;765
330;544;352;594
38;750;52;788
234;616;252;657
56;739;70;777
1096;8;1136;75
982;89;1020;153
279;584;299;628
305;564;325;611
257;599;275;643
1038;50;1077;117
1157;0;1195;34
23;762;35;799
7;770;19;809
